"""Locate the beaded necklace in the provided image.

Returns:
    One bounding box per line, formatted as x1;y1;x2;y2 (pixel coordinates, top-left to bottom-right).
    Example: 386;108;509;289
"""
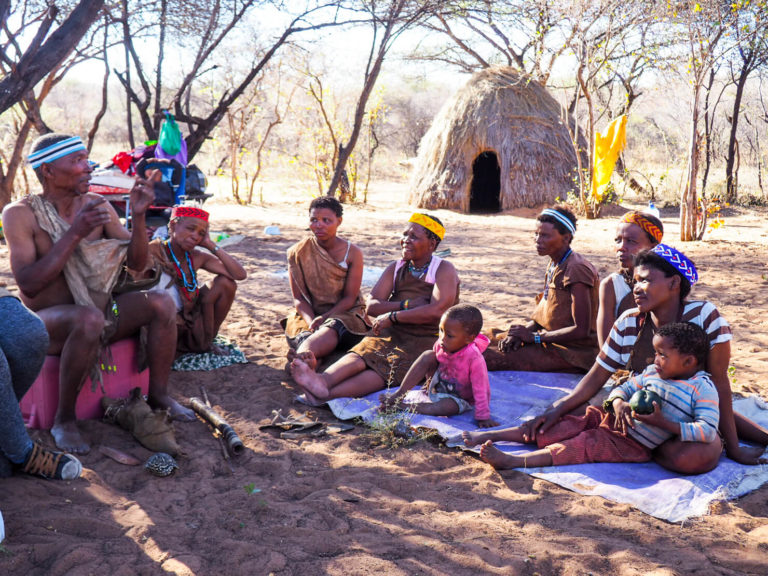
543;248;572;300
408;257;432;279
164;240;199;301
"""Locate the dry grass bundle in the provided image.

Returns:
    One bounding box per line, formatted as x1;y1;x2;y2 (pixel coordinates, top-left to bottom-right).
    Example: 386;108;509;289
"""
410;67;583;212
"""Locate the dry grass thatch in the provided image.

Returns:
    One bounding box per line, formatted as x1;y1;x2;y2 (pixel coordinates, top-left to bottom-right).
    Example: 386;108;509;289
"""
409;67;583;212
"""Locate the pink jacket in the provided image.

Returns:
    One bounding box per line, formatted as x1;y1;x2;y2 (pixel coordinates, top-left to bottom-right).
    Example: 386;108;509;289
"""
433;333;491;421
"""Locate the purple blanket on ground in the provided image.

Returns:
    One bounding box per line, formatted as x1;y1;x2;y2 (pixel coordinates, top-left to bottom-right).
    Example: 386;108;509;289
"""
325;370;768;523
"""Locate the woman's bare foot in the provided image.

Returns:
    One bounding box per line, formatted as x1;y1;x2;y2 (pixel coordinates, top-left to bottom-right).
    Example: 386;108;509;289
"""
287;349;317;370
295;350;318;371
51;421;91;454
150;394;196;421
479;441;520;470
290;358;329;400
462;430;493;447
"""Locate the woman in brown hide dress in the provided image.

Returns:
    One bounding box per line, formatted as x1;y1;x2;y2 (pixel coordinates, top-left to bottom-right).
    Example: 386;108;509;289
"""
290;213;460;404
484;205;599;374
282;196;368;365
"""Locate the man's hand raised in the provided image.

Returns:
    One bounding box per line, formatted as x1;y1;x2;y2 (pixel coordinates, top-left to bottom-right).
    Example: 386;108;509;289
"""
71;197;111;239
130;170;160;217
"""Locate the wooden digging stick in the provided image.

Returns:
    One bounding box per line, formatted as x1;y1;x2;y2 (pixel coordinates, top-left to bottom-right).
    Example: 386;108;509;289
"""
199;386;234;472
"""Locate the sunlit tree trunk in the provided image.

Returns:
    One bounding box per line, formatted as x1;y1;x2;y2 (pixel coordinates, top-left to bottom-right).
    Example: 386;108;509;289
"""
681;82;701;242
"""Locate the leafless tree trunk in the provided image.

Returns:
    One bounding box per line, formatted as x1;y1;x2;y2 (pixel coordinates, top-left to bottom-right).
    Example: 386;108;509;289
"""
725;40;768;202
326;0;437;198
0;110;35;207
681;81;702;242
700;66;726;197
0;3;112;208
0;0;105;114
666;1;733;241
87;14;111;150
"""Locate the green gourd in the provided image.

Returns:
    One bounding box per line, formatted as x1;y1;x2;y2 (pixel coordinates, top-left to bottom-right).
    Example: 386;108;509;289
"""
629;389;663;415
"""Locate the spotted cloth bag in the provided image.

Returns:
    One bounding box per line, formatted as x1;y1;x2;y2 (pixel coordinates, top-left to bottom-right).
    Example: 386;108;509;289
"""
171;336;248;371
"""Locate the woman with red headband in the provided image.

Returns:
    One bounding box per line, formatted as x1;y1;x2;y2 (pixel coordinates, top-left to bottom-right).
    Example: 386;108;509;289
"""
290;213;460;404
146;206;247;354
597;210;663;347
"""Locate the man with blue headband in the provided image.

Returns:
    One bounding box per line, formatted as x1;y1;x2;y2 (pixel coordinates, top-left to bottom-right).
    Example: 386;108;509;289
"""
2;133;194;454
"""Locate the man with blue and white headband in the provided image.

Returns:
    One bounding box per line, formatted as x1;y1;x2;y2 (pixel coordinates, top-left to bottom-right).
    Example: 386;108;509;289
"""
3;133;194;454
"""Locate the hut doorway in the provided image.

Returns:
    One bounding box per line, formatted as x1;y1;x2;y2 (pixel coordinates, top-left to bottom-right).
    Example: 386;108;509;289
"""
469;151;501;213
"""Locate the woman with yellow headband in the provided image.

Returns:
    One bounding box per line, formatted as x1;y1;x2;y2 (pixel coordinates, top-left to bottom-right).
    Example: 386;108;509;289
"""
484;204;599;374
596;210;663;347
291;213;460;404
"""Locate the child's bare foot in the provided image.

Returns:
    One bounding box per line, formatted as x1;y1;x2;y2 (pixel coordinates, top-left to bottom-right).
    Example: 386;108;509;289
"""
479;441;520;470
462;430;493;447
150;395;195;421
290;358;329;400
51;421;90;454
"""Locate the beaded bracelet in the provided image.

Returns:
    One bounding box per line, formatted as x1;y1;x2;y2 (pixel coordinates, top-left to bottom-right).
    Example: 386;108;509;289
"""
389;310;399;324
534;333;542;345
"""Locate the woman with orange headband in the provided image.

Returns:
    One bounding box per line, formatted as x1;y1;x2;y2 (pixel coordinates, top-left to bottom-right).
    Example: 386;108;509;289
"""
145;206;247;354
291;213;460;404
596;210;663;347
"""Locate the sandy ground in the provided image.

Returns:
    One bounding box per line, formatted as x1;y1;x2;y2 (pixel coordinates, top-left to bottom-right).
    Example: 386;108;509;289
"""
1;180;767;576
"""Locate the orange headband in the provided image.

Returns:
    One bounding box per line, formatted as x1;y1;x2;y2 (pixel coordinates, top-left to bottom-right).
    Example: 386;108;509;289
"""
621;212;662;244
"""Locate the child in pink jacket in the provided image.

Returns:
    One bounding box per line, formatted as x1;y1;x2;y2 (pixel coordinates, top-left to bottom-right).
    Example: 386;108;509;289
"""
380;304;498;427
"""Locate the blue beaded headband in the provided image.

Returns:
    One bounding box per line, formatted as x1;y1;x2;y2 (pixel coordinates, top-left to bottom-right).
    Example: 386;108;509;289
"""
27;137;87;169
539;208;576;234
652;243;698;285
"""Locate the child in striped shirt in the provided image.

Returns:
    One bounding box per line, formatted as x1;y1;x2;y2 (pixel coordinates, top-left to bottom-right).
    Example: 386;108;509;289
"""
464;322;719;469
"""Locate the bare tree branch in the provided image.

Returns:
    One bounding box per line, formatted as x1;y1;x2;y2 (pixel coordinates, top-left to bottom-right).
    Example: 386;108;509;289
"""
0;0;105;113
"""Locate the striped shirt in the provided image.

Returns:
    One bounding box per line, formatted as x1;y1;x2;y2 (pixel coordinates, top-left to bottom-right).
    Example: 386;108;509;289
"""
597;300;732;373
607;366;720;448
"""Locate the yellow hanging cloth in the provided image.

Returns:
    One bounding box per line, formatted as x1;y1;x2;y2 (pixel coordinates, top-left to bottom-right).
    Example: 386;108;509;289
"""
591;115;627;202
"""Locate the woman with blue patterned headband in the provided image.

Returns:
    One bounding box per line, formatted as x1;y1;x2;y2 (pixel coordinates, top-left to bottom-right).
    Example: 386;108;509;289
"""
484;204;600;374
488;243;768;473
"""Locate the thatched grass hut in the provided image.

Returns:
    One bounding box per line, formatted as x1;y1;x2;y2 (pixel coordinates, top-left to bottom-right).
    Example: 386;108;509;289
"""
410;67;582;213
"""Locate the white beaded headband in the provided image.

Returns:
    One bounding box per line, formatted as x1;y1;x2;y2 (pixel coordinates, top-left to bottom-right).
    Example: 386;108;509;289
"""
539;208;576;234
27;137;86;169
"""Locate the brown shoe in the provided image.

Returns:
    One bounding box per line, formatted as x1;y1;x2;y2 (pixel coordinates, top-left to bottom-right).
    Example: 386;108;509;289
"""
21;443;82;480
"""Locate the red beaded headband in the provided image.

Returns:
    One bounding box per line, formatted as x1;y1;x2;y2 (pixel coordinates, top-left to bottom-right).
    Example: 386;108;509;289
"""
171;206;209;222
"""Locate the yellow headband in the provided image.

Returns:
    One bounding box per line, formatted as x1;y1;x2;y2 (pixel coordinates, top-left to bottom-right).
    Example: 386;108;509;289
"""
409;213;445;240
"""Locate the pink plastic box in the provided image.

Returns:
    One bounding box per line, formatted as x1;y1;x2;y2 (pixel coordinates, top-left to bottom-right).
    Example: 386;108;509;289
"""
20;338;149;430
